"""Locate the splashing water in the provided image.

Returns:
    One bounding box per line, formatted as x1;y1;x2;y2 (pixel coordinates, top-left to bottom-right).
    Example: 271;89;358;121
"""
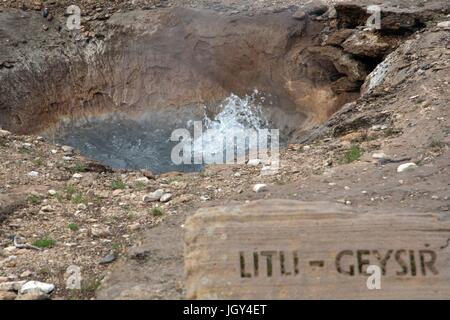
202;91;268;132
46;92;271;174
192;91;270;160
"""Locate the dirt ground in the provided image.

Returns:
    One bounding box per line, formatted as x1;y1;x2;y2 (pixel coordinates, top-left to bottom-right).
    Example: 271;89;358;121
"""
0;0;449;300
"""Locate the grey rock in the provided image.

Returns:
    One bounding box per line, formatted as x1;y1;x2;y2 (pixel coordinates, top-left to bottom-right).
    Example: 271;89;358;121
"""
100;254;117;265
0;129;11;137
437;21;450;29
143;189;164;203
19;281;55;295
160;193;172;203
16;288;50;300
61;145;74;154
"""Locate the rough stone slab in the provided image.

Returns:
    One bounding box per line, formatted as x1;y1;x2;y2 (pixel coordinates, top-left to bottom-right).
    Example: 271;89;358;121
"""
185;200;450;299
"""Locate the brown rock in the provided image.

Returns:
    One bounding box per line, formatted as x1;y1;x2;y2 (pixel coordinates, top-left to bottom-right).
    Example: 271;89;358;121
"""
301;3;328;16
307;46;368;81
342;31;390;58
0;292;17;300
326;29;354;46
141;170;156;180
185;200;450;299
292;10;306;20
0;281;26;292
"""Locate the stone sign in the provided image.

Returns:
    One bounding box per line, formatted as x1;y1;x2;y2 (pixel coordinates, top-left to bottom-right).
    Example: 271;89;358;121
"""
184;200;450;299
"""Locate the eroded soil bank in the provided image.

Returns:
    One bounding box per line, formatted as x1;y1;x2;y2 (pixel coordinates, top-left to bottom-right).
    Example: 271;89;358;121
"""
0;0;449;300
1;3;392;137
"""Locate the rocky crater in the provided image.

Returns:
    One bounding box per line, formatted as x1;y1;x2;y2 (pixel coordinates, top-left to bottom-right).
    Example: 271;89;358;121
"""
1;4;403;138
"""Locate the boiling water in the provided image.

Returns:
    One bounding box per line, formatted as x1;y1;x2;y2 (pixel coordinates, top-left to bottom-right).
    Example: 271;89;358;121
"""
48;92;272;174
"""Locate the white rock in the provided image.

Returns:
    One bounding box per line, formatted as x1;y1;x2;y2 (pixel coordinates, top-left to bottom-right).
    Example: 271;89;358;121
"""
40;205;54;212
22;143;32;149
61;146;74;153
91;225;111;238
135;177;150;184
160;193;173;203
27;171;39;177
48;190;57;196
19;281;54;295
253;184;268;193
303;145;311;151
77;203;87;211
0;129;11;137
20;270;33;278
143;189;164;203
247;159;261;166
397;162;417;173
72;173;83;179
437;21;450;29
3;246;16;254
260;166;278;176
371;125;383;131
128;223;140;231
372;152;386;159
50;149;58;154
112;189;124;196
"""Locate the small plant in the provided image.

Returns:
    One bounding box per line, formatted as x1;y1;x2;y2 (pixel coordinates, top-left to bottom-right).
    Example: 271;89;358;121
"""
55;193;64;203
37;266;52;278
343;145;362;164
112;242;121;254
384;127;399;137
71;193;86;204
430;139;444;151
33;238;55;249
80;277;102;296
68;223;79;231
133;181;147;191
167;176;183;184
152;207;165;217
33;158;44;166
28;194;42;205
74;161;87;173
65;186;77;200
18;146;30;154
111;180;126;190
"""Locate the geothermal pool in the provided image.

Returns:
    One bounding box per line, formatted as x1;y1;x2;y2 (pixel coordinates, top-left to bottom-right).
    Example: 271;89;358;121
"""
47;93;279;174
